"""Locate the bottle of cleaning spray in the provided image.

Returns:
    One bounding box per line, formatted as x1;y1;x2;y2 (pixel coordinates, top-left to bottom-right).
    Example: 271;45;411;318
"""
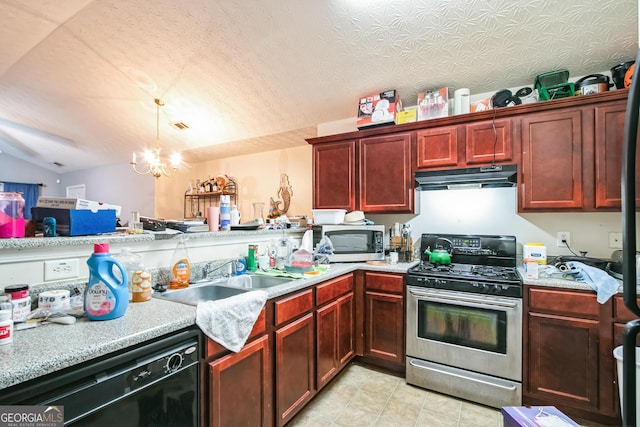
170;237;191;289
85;243;128;321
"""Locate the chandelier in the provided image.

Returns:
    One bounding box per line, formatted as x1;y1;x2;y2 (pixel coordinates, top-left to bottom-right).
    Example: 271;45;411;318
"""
130;98;181;178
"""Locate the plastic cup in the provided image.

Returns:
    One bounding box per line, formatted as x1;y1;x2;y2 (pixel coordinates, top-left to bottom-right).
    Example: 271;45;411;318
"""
207;207;220;231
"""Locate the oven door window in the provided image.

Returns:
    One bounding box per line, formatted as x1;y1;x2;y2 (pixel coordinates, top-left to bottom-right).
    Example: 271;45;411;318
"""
417;300;507;354
326;231;373;254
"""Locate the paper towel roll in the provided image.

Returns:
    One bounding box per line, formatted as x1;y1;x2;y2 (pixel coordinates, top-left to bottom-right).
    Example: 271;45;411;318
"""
454;88;470;115
38;289;70;311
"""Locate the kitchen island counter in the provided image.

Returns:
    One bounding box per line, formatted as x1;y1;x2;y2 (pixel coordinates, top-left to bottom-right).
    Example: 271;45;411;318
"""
0;261;416;391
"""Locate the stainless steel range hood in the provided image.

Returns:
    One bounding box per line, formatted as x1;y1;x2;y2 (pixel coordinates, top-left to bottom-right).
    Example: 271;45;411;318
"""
415;164;517;191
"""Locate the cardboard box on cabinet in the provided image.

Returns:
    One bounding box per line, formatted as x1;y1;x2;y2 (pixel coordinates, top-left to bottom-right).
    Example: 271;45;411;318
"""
417;87;450;121
31;207;117;236
36;197;121;217
357;90;400;129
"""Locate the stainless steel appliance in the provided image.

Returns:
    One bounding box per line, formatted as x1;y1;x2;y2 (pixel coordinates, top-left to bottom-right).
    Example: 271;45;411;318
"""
620;45;640;426
0;327;201;426
406;233;523;408
311;224;385;262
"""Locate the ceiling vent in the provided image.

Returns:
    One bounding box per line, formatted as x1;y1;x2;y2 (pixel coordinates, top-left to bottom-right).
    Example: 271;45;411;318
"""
52;161;65;167
171;121;190;131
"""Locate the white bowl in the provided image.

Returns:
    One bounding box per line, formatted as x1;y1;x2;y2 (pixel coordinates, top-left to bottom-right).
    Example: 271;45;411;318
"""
312;209;346;225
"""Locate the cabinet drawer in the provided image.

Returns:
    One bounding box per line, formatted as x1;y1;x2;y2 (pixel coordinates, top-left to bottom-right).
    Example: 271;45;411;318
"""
207;308;266;357
316;274;353;306
275;289;314;326
613;295;640;322
528;287;598;318
364;272;404;293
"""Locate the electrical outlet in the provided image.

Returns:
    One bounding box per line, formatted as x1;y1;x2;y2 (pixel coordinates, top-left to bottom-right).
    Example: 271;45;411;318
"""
44;259;79;281
609;232;623;249
556;231;571;248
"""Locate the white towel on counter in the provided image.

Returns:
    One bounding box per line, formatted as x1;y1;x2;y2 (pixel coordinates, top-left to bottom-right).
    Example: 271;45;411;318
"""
196;290;267;352
566;261;620;304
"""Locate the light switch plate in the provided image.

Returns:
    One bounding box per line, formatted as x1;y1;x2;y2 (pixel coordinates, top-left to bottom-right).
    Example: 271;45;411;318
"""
44;259;79;281
609;232;623;249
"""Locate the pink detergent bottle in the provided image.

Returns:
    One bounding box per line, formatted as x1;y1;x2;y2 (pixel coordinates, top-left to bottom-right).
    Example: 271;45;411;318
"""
85;243;129;320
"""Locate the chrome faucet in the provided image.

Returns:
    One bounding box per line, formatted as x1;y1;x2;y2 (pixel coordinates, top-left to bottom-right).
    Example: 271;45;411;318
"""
202;259;236;280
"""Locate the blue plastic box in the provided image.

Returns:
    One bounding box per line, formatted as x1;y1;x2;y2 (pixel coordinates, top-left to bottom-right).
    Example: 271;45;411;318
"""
31;207;117;236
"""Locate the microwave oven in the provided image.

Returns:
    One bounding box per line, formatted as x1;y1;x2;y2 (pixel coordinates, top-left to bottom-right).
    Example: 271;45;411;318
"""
312;224;385;262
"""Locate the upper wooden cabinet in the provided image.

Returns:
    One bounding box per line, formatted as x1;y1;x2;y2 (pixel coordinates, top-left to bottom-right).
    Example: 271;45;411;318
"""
519;109;584;210
310;133;414;213
359;133;413;212
308;90;633;213
415;126;458;168
312;140;356;211
415;118;514;169
594;101;640;209
465;118;514;165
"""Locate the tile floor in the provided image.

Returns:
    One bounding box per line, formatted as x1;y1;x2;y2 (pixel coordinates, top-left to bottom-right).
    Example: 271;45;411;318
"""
287;362;609;427
287;362;504;427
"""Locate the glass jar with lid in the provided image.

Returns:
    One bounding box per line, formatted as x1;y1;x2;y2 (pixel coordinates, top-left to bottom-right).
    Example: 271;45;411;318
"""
0;192;25;238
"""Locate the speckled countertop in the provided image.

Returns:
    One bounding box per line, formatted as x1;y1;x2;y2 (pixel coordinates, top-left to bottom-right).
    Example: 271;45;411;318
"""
0;261;415;391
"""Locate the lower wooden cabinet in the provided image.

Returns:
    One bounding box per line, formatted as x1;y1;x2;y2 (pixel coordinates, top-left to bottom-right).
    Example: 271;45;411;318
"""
316;275;355;389
208;334;272;427
363;272;405;371
275;312;315;426
524;286;620;425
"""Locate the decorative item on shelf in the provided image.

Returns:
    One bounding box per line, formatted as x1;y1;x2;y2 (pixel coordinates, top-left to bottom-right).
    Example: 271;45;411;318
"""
130;98;182;178
215;174;229;192
267;173;292;218
267;198;281;219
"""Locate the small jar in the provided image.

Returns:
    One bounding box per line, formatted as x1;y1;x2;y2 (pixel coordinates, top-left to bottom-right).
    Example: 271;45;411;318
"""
0;310;13;345
4;284;30;322
4;284;29;300
131;269;152;302
0;192;25;238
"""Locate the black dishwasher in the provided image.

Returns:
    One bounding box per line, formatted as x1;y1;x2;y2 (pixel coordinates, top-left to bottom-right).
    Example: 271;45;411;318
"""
1;327;201;427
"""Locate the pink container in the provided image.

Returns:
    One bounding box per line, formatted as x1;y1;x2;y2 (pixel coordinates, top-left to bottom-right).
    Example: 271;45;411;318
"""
0;192;25;238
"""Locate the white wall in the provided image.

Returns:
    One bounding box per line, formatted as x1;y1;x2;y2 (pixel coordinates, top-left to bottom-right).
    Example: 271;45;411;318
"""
0;154;61;197
60;163;155;223
368;187;636;259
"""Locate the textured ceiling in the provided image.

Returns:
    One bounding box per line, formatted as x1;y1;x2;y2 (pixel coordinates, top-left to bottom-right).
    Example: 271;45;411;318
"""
0;0;637;173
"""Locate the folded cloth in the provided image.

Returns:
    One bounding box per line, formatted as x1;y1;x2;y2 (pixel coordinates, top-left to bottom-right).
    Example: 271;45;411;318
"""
566;261;620;304
196;290;267;352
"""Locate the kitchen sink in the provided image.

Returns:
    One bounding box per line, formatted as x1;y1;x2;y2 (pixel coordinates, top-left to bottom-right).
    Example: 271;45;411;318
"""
154;283;248;306
153;274;293;306
242;274;293;289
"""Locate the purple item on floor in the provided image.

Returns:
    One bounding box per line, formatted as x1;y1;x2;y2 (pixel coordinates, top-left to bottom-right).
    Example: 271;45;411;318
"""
502;406;579;427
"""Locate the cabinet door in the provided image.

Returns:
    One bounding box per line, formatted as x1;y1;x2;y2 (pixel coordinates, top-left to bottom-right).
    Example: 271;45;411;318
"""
316;292;355;390
312;141;357;210
416;126;458;169
275;312;315;427
364;290;404;365
337;292;355;366
526;312;599;412
465;118;514;165
316;299;338;389
520;110;583;210
209;335;272;427
359;133;413;212
594;102;640;208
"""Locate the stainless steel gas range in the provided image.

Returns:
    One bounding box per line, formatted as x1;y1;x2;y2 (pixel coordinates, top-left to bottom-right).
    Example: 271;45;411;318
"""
405;233;523;408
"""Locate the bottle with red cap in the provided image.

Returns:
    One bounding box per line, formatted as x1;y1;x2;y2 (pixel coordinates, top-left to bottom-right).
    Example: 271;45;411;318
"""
84;242;128;320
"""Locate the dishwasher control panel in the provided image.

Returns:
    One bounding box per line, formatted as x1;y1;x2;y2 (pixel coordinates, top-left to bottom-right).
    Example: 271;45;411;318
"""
127;340;199;391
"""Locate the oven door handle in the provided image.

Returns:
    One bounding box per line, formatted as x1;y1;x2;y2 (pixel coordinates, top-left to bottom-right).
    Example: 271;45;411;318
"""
408;288;519;309
408;359;518;391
